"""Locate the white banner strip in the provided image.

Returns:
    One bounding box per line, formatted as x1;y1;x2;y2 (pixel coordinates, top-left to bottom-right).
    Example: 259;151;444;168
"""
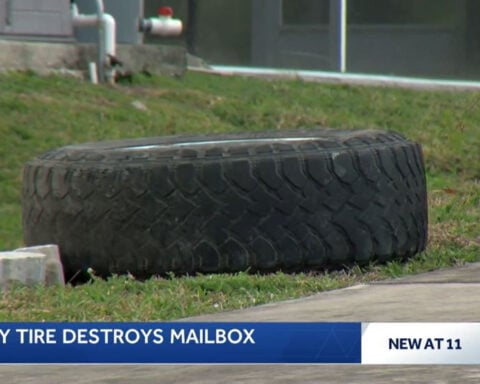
362;323;480;365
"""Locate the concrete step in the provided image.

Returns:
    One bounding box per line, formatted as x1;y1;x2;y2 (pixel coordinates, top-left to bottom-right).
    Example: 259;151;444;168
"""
0;245;65;289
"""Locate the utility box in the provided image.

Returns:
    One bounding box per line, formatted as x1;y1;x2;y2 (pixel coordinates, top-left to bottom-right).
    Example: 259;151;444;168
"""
0;0;73;37
74;0;144;44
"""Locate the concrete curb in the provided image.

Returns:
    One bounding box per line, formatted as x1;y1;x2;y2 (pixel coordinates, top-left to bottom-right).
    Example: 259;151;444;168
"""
0;40;186;77
192;65;480;92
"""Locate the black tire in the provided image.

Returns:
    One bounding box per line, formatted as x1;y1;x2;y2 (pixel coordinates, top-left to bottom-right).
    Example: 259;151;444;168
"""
22;129;428;278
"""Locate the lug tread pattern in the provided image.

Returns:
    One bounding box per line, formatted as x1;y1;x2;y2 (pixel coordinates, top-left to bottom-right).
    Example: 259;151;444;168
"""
22;129;428;277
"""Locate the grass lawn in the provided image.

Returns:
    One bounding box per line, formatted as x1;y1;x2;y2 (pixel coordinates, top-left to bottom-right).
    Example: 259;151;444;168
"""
0;71;479;321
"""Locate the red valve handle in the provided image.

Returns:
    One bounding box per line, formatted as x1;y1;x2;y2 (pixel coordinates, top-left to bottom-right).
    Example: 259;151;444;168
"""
158;6;173;17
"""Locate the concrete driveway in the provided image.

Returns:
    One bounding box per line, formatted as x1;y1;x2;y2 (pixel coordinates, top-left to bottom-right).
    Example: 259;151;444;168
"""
1;263;480;383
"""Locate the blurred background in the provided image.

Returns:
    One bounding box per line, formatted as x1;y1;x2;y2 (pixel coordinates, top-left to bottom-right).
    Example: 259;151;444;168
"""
2;0;480;79
143;0;480;79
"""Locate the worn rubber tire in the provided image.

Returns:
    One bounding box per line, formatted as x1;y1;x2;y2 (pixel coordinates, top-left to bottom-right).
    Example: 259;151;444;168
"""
22;129;428;278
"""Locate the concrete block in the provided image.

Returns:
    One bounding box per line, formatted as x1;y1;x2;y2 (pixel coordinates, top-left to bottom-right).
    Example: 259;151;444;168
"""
115;44;187;75
14;245;65;287
0;252;47;289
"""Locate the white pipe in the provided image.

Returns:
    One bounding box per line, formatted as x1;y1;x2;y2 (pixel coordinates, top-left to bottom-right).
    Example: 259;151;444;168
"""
102;13;116;84
72;11;115;56
72;2;117;83
102;13;116;57
89;62;98;84
340;0;347;73
141;18;182;37
94;0;105;15
72;4;96;27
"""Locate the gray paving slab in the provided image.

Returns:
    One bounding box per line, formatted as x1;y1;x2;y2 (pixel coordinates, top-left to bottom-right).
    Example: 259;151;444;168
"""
373;263;480;284
187;283;480;322
1;263;480;384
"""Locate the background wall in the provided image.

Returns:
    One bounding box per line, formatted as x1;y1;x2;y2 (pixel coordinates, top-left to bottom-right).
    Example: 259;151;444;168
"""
144;0;251;65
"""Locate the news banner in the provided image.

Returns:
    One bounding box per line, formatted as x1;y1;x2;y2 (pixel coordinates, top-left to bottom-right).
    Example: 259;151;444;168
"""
0;322;479;364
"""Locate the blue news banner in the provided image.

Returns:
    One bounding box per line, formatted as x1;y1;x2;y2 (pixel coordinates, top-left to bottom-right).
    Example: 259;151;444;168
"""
0;323;360;364
0;322;478;364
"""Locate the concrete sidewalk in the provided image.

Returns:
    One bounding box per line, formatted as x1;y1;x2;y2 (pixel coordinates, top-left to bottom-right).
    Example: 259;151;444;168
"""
1;263;480;383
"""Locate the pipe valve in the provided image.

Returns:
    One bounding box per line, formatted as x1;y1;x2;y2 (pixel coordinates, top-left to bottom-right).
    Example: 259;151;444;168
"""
139;6;183;37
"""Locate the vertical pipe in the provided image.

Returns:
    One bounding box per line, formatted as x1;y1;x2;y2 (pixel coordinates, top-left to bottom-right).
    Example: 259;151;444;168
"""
94;0;105;14
102;15;116;57
340;0;347;73
330;0;347;72
89;62;99;84
103;14;117;84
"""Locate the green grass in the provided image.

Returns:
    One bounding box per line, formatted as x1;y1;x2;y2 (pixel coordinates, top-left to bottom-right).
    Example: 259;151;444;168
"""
0;70;479;321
